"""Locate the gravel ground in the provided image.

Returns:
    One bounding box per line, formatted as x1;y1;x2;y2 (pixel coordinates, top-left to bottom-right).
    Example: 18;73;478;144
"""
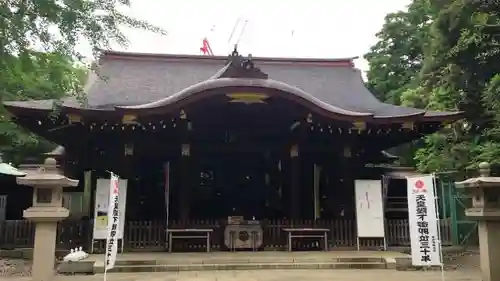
0;259;32;277
443;249;480;272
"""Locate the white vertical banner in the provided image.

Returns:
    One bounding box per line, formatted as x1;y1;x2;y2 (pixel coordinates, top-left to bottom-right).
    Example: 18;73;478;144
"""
93;179;127;240
105;173;120;271
406;175;442;266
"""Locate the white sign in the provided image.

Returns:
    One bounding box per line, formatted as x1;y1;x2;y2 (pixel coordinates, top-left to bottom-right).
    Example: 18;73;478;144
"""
93;178;128;240
105;174;120;270
406;175;442;266
354;180;385;237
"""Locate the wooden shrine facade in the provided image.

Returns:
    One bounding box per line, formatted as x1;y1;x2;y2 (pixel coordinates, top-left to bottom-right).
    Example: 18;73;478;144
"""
3;49;463;223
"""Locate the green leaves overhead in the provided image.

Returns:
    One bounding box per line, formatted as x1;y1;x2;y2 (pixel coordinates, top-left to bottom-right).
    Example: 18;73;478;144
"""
365;0;500;173
0;0;166;163
364;0;435;105
1;0;167;56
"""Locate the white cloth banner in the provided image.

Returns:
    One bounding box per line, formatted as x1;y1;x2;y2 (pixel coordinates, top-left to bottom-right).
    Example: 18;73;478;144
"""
406;175;442;266
105;173;120;270
93;179;127;240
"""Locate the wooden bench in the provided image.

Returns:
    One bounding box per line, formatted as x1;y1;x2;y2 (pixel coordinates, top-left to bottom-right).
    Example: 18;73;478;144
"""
167;228;213;252
283;228;330;252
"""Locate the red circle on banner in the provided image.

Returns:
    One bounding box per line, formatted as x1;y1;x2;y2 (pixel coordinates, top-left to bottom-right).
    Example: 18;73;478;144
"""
415;180;425;189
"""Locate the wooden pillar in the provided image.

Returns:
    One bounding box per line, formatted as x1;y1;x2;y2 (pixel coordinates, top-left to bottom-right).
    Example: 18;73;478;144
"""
313;163;321;220
82;170;92;217
287;115;311;219
178;109;191;220
179;144;191;220
342;129;357;218
290;144;300;219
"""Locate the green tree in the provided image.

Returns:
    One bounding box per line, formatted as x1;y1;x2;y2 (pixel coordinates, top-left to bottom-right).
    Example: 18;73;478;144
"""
0;0;166;162
415;0;500;173
477;75;500;167
365;0;500;173
364;0;436;104
0;52;87;163
364;0;439;166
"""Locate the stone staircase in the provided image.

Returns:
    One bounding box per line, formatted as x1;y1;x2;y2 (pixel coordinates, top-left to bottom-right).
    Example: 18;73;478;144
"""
97;258;388;273
59;255;399;274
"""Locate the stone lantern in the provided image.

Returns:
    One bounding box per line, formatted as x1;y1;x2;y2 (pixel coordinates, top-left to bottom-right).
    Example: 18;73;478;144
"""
17;158;78;281
455;162;500;281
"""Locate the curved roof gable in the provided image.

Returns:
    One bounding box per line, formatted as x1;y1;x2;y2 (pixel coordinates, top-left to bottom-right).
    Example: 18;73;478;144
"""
4;50;462;122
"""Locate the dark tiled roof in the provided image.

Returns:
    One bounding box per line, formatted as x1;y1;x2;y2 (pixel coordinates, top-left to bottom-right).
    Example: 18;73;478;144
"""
4;51;462;120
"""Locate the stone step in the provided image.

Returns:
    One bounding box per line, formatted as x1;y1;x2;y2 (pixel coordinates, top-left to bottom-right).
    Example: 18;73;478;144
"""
94;261;388;273
112;257;385;266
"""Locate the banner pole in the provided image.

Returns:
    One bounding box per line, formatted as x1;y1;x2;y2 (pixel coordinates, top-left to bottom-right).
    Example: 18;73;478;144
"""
432;173;446;281
103;171;112;281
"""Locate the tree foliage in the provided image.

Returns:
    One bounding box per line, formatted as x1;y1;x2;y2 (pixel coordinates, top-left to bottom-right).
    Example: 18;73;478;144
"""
364;0;437;104
0;0;166;163
0;52;87;163
365;0;500;173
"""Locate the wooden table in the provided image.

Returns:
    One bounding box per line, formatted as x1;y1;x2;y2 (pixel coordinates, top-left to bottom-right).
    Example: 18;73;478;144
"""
167;228;213;252
283;228;330;252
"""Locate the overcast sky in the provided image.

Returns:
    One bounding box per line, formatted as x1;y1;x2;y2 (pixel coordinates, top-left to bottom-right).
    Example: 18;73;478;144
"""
99;0;411;72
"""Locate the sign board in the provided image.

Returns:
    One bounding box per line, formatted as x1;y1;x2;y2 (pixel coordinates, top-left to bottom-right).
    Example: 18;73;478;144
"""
406;175;442;266
93;178;127;240
354;180;385;238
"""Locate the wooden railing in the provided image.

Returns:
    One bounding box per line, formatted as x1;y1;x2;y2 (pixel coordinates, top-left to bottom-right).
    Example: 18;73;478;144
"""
0;218;453;252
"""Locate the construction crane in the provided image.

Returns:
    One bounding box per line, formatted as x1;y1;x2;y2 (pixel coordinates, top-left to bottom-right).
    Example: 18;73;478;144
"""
200;25;215;56
200;37;214;56
200;18;249;56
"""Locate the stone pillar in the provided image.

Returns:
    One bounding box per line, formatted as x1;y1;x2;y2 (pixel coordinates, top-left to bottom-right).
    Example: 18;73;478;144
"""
17;158;78;281
455;162;500;281
290;144;300;219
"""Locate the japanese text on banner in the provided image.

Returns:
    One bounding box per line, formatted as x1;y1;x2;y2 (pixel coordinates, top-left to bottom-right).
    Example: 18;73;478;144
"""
105;174;120;270
406;175;442;266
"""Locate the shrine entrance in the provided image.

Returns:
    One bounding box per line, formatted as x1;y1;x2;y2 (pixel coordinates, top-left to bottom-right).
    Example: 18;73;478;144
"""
191;150;286;220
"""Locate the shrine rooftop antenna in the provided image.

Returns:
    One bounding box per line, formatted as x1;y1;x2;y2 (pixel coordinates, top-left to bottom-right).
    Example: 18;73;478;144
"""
200;18;249;56
228;17;249;51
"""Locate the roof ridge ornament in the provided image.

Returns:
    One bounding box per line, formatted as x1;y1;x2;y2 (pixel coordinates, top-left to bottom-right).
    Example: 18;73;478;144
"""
211;45;268;80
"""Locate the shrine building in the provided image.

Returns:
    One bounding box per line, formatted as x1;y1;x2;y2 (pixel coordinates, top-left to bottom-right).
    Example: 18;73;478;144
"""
3;49;462;224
